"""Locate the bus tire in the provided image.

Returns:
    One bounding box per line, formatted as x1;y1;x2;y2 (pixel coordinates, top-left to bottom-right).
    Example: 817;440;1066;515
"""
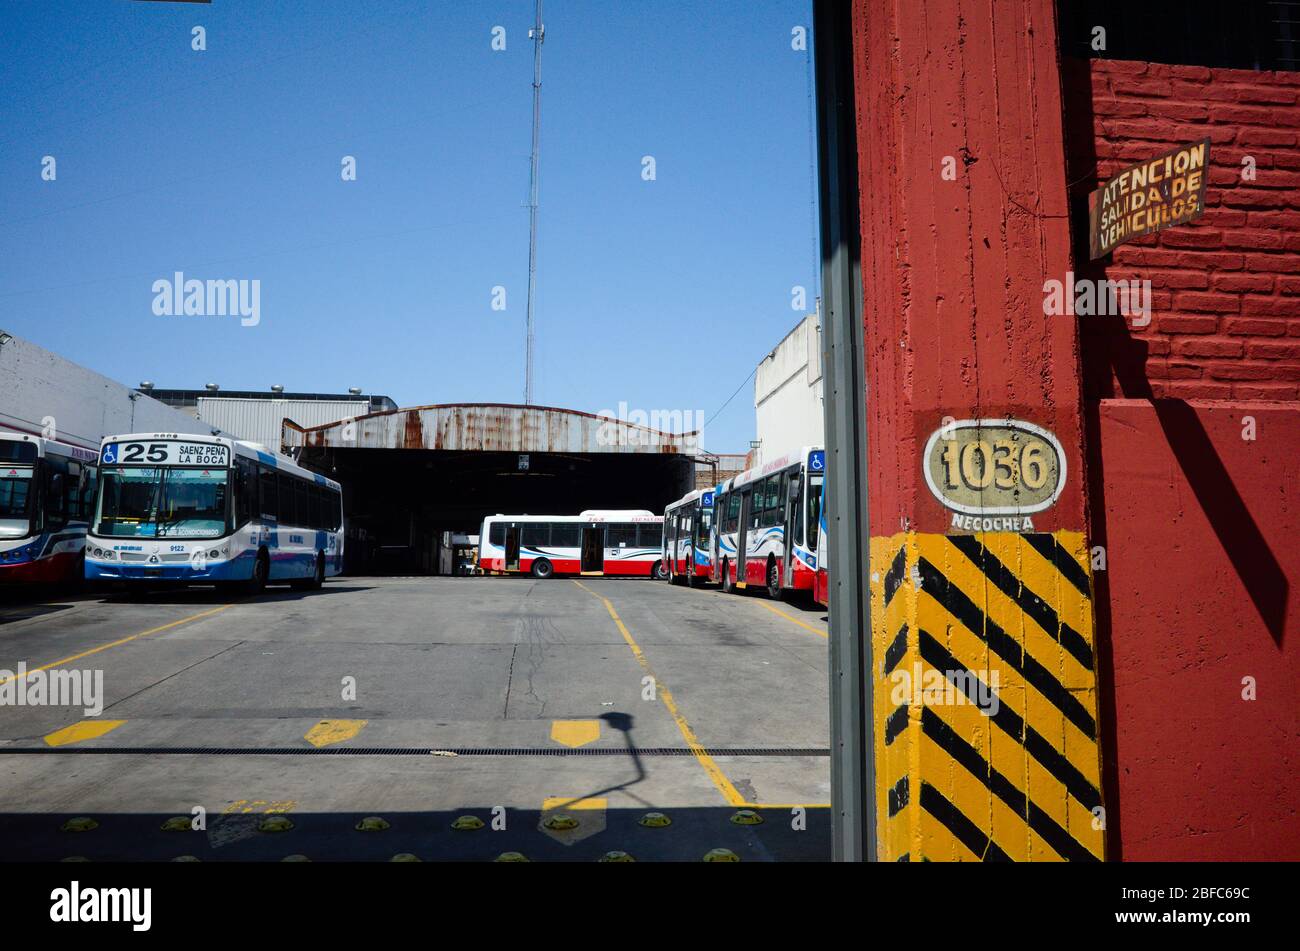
685;562;697;587
766;557;782;600
530;558;554;579
651;560;668;581
721;559;734;594
246;550;269;595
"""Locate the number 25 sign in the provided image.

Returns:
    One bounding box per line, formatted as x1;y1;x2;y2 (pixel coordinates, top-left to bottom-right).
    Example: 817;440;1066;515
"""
922;419;1065;517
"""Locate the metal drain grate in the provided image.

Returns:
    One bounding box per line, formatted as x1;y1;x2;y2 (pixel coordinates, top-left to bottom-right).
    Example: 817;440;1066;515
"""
0;746;831;757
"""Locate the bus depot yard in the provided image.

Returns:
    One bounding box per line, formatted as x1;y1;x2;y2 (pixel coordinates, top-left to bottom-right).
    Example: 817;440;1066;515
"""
0;575;830;862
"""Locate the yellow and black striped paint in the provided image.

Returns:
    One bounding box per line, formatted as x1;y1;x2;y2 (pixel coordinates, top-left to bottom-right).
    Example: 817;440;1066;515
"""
870;531;1105;861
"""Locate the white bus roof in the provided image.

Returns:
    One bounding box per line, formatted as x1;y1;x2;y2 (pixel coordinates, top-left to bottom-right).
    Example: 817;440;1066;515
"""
663;488;713;513
0;428;99;463
720;445;823;493
98;432;340;491
486;511;663;523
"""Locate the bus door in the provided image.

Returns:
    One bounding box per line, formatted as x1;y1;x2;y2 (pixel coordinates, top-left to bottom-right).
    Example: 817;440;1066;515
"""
783;471;801;589
505;524;521;571
735;489;752;588
581;523;604;575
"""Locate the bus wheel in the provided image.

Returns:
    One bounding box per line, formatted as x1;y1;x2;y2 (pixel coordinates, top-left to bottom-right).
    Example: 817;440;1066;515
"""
651;560;669;581
685;563;697;587
530;558;554;579
766;557;782;600
721;559;734;594
246;550;269;595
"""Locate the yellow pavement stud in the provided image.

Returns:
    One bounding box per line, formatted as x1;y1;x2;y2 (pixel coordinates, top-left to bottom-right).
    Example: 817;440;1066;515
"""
44;720;126;747
550;719;600;748
542;813;579;831
259;815;294;833
61;817;98;833
304;719;367;748
160;816;193;832
355;816;390;832
390;853;422;862
730;809;764;826
703;848;740;862
638;812;671;828
598;851;635;863
451;815;484;831
494;852;529;862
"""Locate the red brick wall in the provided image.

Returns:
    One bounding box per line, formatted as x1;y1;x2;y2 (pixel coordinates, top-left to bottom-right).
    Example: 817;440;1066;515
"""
1062;60;1300;401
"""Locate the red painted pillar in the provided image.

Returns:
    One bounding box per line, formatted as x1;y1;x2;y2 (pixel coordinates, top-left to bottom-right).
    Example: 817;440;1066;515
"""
852;0;1107;861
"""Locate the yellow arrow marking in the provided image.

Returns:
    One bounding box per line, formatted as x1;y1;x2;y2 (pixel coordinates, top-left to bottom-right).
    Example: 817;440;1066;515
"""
304;719;367;748
550;719;600;748
44;720;126;747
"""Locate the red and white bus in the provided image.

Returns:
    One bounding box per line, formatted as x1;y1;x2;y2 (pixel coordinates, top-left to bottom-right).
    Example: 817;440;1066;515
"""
711;446;824;598
0;429;99;584
478;510;666;579
662;488;714;585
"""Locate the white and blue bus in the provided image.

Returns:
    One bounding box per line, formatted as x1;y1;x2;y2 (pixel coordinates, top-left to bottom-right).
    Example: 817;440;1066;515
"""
711;445;824;598
85;433;343;592
0;429;99;585
662;488;714;586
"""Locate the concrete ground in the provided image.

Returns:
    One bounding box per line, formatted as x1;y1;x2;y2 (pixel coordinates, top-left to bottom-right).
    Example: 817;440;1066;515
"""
0;576;831;862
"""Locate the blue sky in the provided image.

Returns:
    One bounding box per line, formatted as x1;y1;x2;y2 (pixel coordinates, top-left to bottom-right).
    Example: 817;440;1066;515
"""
0;0;819;452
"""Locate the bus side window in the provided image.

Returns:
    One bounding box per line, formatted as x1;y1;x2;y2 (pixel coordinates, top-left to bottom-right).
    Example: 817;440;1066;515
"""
637;523;661;548
747;488;759;530
489;523;506;547
258;465;277;521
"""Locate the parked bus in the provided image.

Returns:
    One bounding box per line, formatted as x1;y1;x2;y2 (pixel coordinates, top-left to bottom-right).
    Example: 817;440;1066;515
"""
662;488;714;585
0;430;99;584
85;433;343;592
478;510;666;579
712;445;824;598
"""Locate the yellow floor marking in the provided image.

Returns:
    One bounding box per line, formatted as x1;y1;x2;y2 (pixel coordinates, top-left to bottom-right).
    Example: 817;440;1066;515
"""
550;719;600;748
0;604;234;687
44;720;126;747
542;796;608;811
751;599;828;639
573;580;747;807
304;719;367;747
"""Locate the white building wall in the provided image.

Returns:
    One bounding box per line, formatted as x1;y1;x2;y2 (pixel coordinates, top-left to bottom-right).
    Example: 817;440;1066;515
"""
0;329;225;450
753;312;823;466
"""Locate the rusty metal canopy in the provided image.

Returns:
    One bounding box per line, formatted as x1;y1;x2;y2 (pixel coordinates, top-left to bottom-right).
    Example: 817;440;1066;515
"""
282;403;700;455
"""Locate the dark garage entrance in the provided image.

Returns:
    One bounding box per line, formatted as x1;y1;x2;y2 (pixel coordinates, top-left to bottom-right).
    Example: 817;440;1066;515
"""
285;404;703;575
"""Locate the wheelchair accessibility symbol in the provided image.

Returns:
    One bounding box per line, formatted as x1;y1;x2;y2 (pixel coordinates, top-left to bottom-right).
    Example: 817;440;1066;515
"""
101;444;118;464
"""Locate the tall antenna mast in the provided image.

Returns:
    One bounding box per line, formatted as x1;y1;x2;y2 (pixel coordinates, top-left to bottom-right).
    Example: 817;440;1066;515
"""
524;0;544;405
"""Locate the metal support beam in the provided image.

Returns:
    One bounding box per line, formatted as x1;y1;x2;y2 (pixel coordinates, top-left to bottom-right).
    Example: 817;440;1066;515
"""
813;0;873;862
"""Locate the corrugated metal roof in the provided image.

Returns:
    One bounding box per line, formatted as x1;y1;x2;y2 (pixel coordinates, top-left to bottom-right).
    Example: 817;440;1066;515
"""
198;398;369;450
281;403;701;454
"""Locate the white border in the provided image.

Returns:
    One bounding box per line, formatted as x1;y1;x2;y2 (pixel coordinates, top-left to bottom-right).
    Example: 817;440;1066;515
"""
922;418;1067;516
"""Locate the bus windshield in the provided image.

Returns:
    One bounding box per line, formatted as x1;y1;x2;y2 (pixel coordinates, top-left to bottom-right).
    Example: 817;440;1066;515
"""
0;467;34;538
95;466;229;538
